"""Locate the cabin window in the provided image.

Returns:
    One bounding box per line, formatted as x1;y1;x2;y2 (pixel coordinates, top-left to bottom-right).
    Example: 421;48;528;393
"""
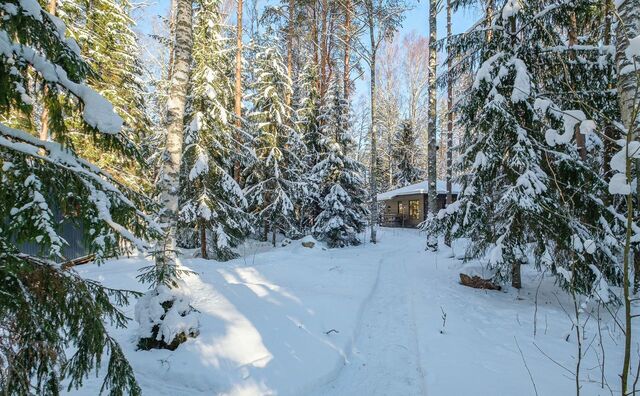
409;200;419;219
398;202;405;217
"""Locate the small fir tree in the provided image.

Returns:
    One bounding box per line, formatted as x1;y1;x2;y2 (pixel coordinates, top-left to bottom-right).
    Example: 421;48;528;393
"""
393;120;423;187
312;80;369;247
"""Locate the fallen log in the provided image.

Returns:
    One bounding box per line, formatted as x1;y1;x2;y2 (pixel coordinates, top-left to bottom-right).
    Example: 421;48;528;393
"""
61;254;96;270
459;273;501;291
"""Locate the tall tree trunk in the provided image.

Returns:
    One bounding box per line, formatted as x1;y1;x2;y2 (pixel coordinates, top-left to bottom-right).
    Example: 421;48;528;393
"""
568;10;586;160
508;14;522;288
616;0;640;392
446;0;453;206
484;0;494;44
603;0;615;191
444;0;453;247
169;0;179;77
426;0;438;251
343;0;352;100
312;2;319;92
234;0;243;182
39;0;57;143
156;0;193;267
368;10;378;244
272;222;277;247
199;220;208;259
319;0;329;97
286;0;294;106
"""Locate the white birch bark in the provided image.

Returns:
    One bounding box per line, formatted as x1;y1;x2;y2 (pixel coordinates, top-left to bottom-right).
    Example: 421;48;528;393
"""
426;0;438;251
368;7;379;244
157;0;193;268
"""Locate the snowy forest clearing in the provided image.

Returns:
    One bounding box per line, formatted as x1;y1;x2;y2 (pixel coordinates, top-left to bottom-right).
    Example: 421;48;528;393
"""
68;229;625;395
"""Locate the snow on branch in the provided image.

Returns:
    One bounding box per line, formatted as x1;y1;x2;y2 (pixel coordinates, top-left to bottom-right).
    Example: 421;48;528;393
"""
0;29;123;134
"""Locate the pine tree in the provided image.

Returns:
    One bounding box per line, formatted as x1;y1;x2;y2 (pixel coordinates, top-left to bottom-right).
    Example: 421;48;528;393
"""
245;40;307;246
0;1;160;393
179;0;252;261
312;80;369;247
393;120;422;187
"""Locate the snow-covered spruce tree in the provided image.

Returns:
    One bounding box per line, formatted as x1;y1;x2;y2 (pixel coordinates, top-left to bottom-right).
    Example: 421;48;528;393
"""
0;1;161;393
56;0;154;192
245;39;306;246
530;0;623;296
393;120;422;187
178;0;252;261
428;0;622;294
312;80;369;247
296;61;324;231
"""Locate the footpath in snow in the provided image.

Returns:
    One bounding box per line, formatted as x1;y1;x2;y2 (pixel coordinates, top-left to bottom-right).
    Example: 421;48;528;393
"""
72;228;625;396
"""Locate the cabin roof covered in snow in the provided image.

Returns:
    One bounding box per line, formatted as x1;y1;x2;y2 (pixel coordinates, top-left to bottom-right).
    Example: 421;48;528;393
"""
376;180;461;201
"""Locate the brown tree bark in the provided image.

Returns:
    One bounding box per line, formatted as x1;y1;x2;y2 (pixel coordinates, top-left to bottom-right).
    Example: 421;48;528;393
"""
343;0;352;100
312;2;319;90
319;0;329;97
233;0;243;182
446;0;453;206
568;11;586;160
602;0;615;185
509;14;521;288
485;0;494;44
286;0;294;106
199;220;208;259
39;0;58;143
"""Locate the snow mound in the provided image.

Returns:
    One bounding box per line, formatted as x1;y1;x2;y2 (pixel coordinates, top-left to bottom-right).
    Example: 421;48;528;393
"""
135;285;199;350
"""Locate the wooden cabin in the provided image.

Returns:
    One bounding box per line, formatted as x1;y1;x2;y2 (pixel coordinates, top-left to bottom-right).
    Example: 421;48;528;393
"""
376;180;460;228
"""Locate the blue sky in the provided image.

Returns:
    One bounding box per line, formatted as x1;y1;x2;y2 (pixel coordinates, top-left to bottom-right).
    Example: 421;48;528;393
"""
134;0;481;99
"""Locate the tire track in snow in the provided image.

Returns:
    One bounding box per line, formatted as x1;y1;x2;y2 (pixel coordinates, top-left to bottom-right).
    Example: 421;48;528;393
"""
309;241;427;395
405;259;428;395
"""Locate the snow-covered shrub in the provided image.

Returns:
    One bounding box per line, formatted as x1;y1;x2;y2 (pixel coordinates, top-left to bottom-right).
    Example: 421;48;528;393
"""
135;285;200;351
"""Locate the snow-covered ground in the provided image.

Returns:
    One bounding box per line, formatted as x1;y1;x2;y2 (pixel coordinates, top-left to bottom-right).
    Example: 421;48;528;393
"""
71;228;626;395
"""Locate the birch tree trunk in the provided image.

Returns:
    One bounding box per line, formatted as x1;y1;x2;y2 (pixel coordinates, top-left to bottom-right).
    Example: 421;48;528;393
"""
615;0;640;391
368;8;378;244
234;0;243;182
444;0;453;247
426;0;438;251
156;0;193;268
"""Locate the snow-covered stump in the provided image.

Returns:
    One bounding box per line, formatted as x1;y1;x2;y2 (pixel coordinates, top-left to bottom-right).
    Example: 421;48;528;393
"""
135;285;200;351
